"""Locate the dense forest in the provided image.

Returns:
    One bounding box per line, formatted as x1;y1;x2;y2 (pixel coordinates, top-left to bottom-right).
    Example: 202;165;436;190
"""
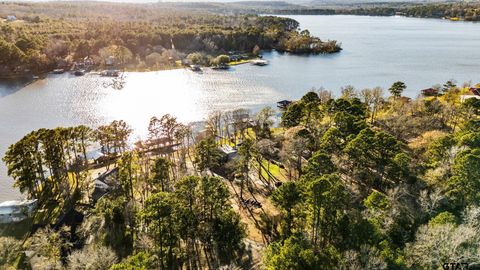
2;1;480;269
1;79;480;269
0;2;341;77
273;2;480;21
133;1;480;22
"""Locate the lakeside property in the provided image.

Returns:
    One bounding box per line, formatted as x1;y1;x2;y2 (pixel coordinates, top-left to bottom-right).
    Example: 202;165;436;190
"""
0;2;341;78
2;13;480;201
1;0;480;267
2;77;480;268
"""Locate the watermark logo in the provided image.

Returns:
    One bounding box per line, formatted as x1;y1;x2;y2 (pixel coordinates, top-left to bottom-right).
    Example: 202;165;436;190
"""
443;262;469;270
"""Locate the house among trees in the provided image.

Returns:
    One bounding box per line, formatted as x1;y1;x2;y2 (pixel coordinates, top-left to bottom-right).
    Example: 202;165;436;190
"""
470;87;480;96
421;88;439;96
219;144;238;161
92;168;117;201
72;56;95;71
277;100;292;109
135;137;180;156
461;86;480;102
83;56;94;66
93;179;110;198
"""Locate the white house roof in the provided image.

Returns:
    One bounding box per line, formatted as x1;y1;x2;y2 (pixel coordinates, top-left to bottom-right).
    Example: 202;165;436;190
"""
460;95;480;102
94;180;110;190
86;149;104;160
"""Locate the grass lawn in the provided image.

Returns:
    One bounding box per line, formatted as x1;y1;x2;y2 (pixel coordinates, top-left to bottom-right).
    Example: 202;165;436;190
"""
261;159;287;182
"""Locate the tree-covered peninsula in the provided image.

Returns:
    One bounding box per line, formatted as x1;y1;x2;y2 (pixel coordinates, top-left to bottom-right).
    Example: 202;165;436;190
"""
2;80;480;269
0;2;341;77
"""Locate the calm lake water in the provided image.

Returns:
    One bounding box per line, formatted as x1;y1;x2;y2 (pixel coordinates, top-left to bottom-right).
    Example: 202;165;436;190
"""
1;15;480;200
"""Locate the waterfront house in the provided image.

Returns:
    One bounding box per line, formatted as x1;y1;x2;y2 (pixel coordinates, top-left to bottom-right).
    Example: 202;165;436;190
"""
72;56;94;72
84;56;94;66
135;137;180;156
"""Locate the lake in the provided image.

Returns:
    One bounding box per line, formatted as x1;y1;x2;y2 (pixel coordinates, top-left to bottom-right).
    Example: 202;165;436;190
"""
1;15;480;201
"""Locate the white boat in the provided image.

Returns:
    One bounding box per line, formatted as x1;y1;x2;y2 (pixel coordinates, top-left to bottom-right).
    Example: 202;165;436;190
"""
250;59;269;66
0;199;37;224
190;64;202;71
53;69;65;74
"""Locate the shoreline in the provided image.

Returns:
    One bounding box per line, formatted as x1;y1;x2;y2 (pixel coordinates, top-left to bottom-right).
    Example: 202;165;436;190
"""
0;47;341;80
274;13;480;23
0;58;258;81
